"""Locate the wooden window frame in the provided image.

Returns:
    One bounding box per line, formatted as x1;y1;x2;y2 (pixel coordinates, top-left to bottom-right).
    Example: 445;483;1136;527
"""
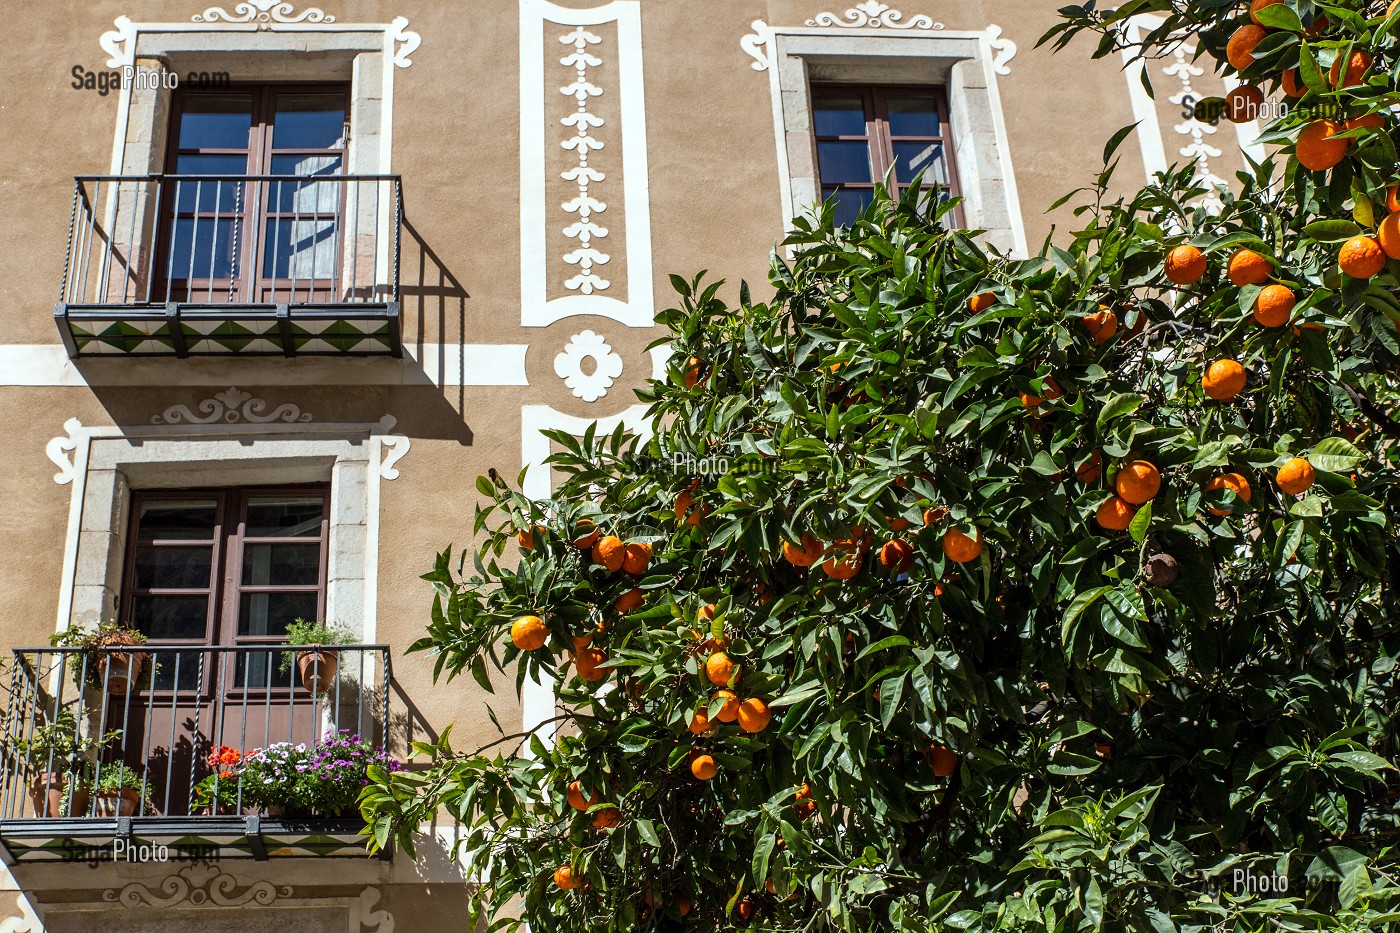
121;486;331;658
811;84;962;226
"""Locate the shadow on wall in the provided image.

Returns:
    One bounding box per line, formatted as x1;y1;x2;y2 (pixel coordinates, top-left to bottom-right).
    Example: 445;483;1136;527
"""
402;216;472;419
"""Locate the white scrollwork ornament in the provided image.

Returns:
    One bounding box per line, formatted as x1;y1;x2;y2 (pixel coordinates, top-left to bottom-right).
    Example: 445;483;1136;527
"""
554;331;624;402
47;418;84;485
151;387;313;425
193;1;335;24
806;2;944;30
104;865;291;908
741;20;771;71
986;25;1019;76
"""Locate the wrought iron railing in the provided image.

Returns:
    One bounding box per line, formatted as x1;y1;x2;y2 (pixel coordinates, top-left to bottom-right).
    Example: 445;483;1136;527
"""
55;174;403;356
0;644;392;820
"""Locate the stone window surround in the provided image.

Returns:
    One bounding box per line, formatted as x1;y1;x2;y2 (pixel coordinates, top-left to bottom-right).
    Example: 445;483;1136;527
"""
48;419;409;645
761;29;1028;257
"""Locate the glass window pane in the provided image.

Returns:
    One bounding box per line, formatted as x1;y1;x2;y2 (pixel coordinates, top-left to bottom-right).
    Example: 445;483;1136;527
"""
177;95;253;150
262;217;338;279
131;594;211;640
244;497;325;537
886;97;940;137
271;94;347;150
170;218;238;280
266;159;343;211
826;187;873;227
147;647;205;691
136;500;218;541
814;96;867;137
238;591;319;638
892;141;947;185
817;140;873;184
241;543;322;586
235;650;302;690
172;158;249;212
134;547;214;590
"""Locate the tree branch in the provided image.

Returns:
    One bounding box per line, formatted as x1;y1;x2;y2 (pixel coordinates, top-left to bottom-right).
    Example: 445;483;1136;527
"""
1338;381;1400;441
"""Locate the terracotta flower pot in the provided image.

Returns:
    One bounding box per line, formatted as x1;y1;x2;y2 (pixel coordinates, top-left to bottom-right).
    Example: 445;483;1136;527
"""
98;635;148;694
27;772;89;817
93;788;140;817
296;649;339;694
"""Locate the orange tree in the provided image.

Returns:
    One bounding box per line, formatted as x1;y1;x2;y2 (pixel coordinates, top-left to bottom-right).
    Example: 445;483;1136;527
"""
362;2;1400;930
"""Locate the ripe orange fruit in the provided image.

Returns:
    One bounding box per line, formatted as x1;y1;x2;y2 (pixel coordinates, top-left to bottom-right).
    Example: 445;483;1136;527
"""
922;506;949;527
737;697;771;733
690;754;718;780
1076;450;1104;484
942;527;984;564
878;539;914;573
1388;186;1400;213
1227;248;1273;286
622;541;652;575
1281;68;1306;98
1345;113;1385;132
571;632;592;650
1379;212;1400;260
675;894;692;917
674;490;704;526
1043;375;1065;400
930;745;959;777
1226;24;1268;71
517;526;541;551
705;652;735;687
737;896;756;921
1330;49;1371;88
1081;307;1118;345
1202;359;1247;401
566;780;601;812
615;588;644;614
592;806;621;829
1253;284;1295;327
684;357;702;390
591;535;626;572
688;706;712;734
1204;472;1253;516
713;689;740;723
1340;235;1386;279
968;291;996;312
571;518;599;549
698;603;717;623
1095;496;1137;531
575;646;609;682
1296;120;1350;171
887;515;912;532
1226;84;1264;123
1164;244;1207;285
1276;457;1316;495
1115;461;1162;504
781;532;824;568
821;550;862;579
554;865;579;890
510;615;548;651
1249;0;1283;25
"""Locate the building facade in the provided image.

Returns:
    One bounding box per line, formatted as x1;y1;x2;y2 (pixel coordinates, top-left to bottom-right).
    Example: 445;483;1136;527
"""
0;1;1255;929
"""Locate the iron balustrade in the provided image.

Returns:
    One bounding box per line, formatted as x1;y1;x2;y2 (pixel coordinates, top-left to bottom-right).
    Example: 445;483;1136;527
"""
55;174;403;357
0;644;392;820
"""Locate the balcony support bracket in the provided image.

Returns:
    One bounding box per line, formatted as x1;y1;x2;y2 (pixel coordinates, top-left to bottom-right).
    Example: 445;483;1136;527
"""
276;304;294;358
243;814;268;861
166;303;189;358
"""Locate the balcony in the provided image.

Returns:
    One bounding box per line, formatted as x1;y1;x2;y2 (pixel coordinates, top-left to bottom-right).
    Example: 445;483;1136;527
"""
55;174;403;358
0;643;394;862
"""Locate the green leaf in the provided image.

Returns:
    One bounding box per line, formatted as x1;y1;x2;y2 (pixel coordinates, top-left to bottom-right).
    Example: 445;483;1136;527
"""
1128;499;1152;544
1097;393;1145;429
1308;436;1365;473
1301;219;1363;243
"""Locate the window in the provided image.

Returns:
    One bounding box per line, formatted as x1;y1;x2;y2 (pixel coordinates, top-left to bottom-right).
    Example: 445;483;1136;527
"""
122;487;329;688
812;85;959;227
159;84;349;304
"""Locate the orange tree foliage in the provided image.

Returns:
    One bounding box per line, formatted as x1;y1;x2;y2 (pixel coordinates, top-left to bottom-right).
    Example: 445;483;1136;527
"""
362;3;1400;930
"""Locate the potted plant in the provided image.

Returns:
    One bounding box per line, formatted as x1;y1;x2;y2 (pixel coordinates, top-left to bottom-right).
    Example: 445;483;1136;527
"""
281;620;354;694
91;763;146;816
240;742;312;816
8;711;118;817
50;622;150;694
302;731;404;818
192;745;243;815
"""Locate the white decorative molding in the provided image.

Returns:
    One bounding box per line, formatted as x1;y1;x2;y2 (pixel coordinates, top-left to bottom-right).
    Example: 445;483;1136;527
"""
100;15;137;68
741;20;771;71
151;387;313;425
104;865;292;908
0;892;40;933
521;0;655;329
374;415;411;481
560;26;611;296
192;1;335;25
806;2;944;30
986;25;1017;75
46;418;84;485
354;887;396;932
554;330;624;402
388;16;422;67
1165;45;1227;211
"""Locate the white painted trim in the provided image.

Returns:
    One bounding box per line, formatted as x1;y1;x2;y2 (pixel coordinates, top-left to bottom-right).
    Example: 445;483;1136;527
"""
0;344;529;387
1119;16;1170;181
519;0;655;329
517;403;653;749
